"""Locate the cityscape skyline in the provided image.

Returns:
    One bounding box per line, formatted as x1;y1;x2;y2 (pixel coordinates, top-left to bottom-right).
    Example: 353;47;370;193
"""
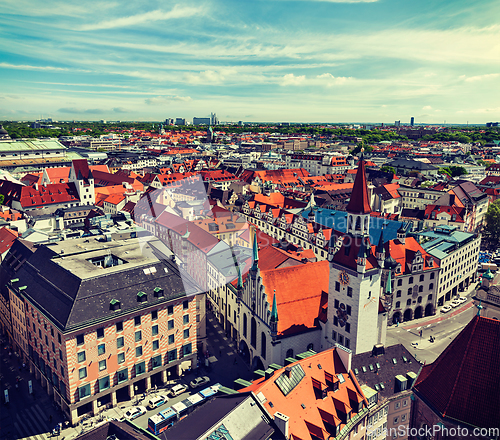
1;0;499;123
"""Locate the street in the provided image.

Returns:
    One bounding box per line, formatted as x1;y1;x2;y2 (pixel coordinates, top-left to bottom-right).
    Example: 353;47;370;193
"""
387;300;476;365
0;311;253;440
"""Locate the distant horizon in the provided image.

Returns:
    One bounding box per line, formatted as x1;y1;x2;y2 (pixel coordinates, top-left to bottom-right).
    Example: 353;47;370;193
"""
1;0;499;123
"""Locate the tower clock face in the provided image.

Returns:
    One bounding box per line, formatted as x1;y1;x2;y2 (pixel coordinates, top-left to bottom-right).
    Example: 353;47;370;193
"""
339;270;349;285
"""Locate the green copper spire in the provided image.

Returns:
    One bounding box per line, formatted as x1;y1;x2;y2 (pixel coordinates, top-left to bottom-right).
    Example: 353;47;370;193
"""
252;232;259;270
271;292;278;322
385;269;392;294
476;300;483;316
237;265;243;289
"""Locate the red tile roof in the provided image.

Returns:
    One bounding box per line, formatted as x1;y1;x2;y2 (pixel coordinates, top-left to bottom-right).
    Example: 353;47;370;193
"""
346;158;371;214
413;315;500;429
0;227;19;255
19;183;80;208
260;260;330;336
240;347;368;440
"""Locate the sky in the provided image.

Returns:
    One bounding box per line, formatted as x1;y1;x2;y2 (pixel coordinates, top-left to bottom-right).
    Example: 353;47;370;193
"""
1;0;499;124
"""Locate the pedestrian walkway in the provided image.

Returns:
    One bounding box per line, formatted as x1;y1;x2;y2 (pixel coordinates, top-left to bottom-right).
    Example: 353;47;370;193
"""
12;403;51;440
402;302;473;330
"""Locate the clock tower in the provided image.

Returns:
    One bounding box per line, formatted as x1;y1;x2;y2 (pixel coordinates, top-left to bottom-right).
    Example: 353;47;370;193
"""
325;156;387;354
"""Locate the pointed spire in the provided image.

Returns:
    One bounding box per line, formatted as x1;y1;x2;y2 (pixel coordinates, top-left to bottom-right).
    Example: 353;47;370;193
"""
376;227;385;254
237;264;243;289
271;292;278;323
346;156;371;214
385;269;392;294
182;224;190;239
476;300;483;316
252;232;259;269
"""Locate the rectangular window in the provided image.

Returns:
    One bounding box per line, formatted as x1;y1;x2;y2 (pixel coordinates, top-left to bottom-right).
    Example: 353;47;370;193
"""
76;334;84;345
79;367;87;379
98;344;105;356
116;321;123;332
183;315;189;325
77;351;86;363
79;383;91;400
117;368;128;383
168;305;174;315
58;333;61;344
183;300;189;310
346;305;351;315
96;327;104;339
45;335;48;345
334;299;339;309
333;316;338;326
168;334;175;344
118;352;125;364
332;331;337;341
117;337;124;348
52;342;55;353
183;329;189;339
345;338;350;349
134;316;141;326
335;281;340;292
59;349;63;360
168;320;174;330
168;349;177;362
135;331;142;342
347;287;353;297
151;310;158;320
152;325;159;336
152;354;162;369
152;340;159;351
345;323;351;333
99;359;106;371
136;346;143;357
182;343;192;356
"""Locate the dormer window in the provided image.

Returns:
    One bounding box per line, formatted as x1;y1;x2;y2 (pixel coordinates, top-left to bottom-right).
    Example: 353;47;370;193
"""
110;299;121;311
137;291;147;303
153;287;164;298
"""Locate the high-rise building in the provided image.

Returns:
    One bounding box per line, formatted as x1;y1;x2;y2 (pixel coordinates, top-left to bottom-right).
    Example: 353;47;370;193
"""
210;113;218;126
410;117;414;126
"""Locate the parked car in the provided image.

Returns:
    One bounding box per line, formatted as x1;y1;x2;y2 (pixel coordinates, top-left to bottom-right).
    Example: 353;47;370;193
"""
147;394;169;410
450;300;461;308
169;384;188;397
457;296;467;304
123;406;147;420
440;305;452;313
189;376;210;389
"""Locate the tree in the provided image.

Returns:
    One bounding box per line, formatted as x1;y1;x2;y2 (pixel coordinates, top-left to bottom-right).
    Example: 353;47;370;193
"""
380;166;396;175
483;199;500;247
438;166;467;178
0;194;4;205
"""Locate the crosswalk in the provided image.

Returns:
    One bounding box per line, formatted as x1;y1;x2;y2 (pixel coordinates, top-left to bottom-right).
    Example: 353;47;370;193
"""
13;404;51;440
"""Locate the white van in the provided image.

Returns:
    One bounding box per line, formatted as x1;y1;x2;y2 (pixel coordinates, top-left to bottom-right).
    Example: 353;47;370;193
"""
147;394;168;410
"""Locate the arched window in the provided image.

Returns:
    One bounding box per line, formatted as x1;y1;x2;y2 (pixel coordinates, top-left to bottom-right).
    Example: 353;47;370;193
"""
286;349;294;359
355;217;361;231
261;333;266;359
429;283;434;290
407;288;412;295
419;285;423;292
396;301;401;308
243;314;247;338
251;318;257;348
307;343;314;352
417;296;422;303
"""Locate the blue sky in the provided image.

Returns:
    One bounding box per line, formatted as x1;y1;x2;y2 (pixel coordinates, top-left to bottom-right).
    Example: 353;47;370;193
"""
1;0;499;123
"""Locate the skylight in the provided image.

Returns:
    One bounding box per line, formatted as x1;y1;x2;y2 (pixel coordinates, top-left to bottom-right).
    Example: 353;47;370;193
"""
275;364;305;396
392;358;397;364
337;374;345;384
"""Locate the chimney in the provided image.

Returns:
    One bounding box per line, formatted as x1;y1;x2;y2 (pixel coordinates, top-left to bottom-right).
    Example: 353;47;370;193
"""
335;343;352;372
274;412;289;439
284;366;292;378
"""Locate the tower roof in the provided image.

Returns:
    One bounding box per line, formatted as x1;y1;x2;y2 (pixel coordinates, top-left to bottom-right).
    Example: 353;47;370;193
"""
346;157;371;214
413;315;500;429
376;228;385;254
252;231;259;270
270;292;278;322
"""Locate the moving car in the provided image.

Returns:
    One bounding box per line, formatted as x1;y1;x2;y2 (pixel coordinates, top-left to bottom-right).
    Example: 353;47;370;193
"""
124;406;147;420
189;376;210;389
450;300;461;308
440;305;452;313
147;394;169;410
169;384;188;397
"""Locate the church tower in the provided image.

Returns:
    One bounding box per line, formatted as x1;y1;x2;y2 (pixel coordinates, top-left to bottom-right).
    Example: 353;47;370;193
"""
325;155;386;355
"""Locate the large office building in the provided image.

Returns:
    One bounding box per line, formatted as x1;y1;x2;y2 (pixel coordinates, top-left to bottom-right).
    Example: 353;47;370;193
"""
1;235;201;424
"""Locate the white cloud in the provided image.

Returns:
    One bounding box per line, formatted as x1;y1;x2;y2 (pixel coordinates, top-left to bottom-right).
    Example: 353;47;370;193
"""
79;5;203;31
145;95;192;105
316;73;351;86
281;73;306;86
0;62;70;72
462;73;499;82
422;105;432;110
